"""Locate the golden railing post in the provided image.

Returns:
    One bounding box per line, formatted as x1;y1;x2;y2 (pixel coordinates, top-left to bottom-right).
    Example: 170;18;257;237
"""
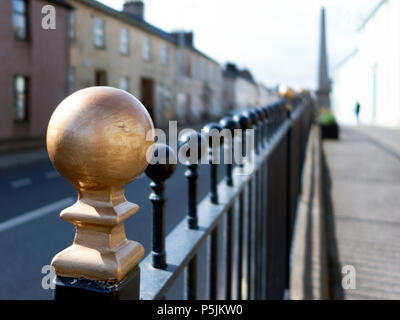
46;87;154;299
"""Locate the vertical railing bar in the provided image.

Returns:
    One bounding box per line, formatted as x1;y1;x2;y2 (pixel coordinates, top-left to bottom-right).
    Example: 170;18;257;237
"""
219;117;240;300
150;180;167;269
208;226;219;300
251;169;258;299
260;106;269;299
184;162;198;300
210;162;219;204
246;178;253;300
236;190;245;300
203;123;223;300
185;256;198;300
256;167;263;299
225;206;234;299
180;131;205;301
258;159;265;300
285;103;292;295
261;157;269;299
186;163;199;229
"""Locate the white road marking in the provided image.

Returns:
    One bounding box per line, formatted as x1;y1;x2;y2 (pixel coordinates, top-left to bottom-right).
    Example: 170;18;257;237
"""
11;177;32;189
0;197;74;233
45;170;60;179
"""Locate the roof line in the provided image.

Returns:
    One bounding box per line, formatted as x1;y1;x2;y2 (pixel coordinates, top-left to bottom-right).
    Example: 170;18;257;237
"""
357;0;388;32
72;0;176;43
71;0;220;64
334;49;359;70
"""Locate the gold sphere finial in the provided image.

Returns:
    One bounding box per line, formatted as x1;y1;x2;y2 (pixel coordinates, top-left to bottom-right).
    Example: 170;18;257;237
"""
47;86;154;191
278;84;295;100
47;87;155;282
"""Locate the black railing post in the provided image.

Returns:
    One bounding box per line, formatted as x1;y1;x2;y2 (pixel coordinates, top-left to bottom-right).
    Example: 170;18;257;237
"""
263;106;270;142
269;105;275;139
180;131;205;230
255;109;265;149
46;87;154;300
232;113;252;169
250;110;263;299
202;123;223;204
220;117;240;187
274;103;279;133
219;116;240;300
145;143;177;269
179;131;206;300
186;163;199;230
232;113;253;300
202;122;223;300
246;110;260;155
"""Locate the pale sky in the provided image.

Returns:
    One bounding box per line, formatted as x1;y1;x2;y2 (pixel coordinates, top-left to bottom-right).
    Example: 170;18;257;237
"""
98;0;379;89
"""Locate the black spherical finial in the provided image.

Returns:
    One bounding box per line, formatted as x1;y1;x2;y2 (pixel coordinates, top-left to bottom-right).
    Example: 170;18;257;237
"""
202;122;223;147
179;131;207;164
247;110;259;126
232;112;252;130
262;106;269;119
219;116;240;135
254;108;264;121
270;103;278;114
145;143;177;183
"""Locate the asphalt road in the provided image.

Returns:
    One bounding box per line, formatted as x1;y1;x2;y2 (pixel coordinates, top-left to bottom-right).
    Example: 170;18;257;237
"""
0;154;227;299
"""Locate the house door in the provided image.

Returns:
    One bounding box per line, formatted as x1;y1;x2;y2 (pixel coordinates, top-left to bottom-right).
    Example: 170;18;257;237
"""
95;70;107;86
141;78;155;122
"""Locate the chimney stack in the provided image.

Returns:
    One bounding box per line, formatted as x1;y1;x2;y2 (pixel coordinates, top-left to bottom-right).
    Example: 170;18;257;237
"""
123;0;144;20
171;31;194;47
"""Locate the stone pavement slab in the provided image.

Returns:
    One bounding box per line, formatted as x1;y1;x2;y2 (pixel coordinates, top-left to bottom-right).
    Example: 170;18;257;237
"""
323;125;400;299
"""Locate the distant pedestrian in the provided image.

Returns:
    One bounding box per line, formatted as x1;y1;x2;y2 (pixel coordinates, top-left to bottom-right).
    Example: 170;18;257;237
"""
354;102;361;124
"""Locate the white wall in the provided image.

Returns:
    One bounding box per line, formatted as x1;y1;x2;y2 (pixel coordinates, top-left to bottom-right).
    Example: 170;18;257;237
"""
332;0;400;128
235;78;258;111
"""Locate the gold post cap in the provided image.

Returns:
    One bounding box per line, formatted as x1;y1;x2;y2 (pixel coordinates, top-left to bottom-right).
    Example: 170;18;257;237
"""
47;87;154;282
278;84;295;100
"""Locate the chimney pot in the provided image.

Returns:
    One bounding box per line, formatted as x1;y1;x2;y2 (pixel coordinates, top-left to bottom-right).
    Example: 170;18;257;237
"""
123;0;144;20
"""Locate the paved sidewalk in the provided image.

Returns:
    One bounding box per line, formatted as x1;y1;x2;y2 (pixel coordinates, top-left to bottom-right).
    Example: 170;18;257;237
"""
323;125;400;299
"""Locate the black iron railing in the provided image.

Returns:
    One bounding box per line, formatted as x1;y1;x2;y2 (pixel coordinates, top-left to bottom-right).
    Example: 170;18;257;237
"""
139;94;313;300
50;88;313;300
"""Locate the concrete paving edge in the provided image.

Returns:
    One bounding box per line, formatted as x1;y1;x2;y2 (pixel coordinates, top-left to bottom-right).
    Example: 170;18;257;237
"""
290;124;329;300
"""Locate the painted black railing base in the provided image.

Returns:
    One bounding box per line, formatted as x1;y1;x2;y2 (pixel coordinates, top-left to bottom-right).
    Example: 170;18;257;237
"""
54;267;141;300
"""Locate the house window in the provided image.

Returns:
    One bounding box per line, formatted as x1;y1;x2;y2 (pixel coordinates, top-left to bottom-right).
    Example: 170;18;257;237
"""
213;65;217;83
13;76;28;121
178;50;184;76
120;28;129;55
12;0;28;40
184;53;192;78
119;77;130;92
68;67;75;94
161;44;169;66
94;17;105;48
142;36;151;61
68;11;75;39
204;62;209;82
195;57;200;80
